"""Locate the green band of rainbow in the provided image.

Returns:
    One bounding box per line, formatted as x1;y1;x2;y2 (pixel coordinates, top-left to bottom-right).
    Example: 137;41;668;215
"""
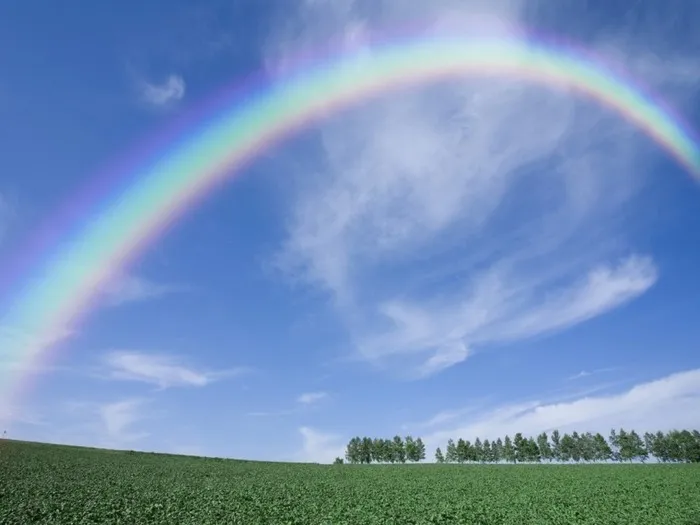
2;36;699;405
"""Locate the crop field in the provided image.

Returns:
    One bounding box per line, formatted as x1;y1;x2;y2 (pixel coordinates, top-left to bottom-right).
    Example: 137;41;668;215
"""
1;440;699;525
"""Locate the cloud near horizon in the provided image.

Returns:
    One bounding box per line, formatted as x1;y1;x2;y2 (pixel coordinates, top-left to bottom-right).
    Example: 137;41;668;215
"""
298;368;700;463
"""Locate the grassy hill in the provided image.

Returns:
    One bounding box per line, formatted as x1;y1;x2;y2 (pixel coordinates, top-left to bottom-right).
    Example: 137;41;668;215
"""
2;439;699;524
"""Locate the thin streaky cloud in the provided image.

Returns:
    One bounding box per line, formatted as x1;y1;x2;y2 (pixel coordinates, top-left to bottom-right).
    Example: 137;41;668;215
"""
567;367;620;381
248;391;330;417
137;74;185;107
99;274;188;307
296;391;328;405
102;351;249;390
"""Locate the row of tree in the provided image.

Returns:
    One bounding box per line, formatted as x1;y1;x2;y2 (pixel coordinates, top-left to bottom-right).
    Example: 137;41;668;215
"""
344;436;426;464
341;428;700;464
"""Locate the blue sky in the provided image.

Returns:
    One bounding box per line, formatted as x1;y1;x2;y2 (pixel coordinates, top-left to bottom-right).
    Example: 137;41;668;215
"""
1;0;700;463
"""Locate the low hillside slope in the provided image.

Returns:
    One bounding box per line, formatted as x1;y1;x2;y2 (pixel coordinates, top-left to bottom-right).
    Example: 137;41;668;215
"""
1;440;699;524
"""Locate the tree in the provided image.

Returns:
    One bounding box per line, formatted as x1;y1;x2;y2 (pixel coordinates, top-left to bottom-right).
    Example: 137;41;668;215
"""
382;439;394;462
493;438;504;463
671;430;700;463
392;435;406;463
628;430;647;462
570;432;582;462
609;429;621;462
527;437;541;462
483;439;493;463
513;433;526;463
667;430;684;462
688;430;700;463
435;447;445;463
345;437;361;464
551;430;561;462
415;438;426;462
503;435;516;463
652;431;669;462
456;439;468;463
536;432;552;462
360;437;373;464
445;439;457;463
373;438;394;463
593;433;612;462
643;432;655;461
333;457;344;465
560;433;574;462
473;438;484;463
580;433;596;463
404;436;418;462
617;429;634;462
470;439;479;463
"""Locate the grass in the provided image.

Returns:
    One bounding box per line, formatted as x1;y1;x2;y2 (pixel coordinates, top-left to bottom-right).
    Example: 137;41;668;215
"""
1;440;699;524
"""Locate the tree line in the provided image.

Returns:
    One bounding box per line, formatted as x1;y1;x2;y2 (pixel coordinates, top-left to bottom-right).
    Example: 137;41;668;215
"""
338;428;700;464
344;436;426;464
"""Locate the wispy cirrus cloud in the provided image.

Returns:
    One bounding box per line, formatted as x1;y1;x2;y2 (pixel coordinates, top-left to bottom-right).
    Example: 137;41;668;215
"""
137;74;185;107
360;255;657;378
99;274;187;307
248;390;331;417
297;391;328;405
263;0;697;379
567;367;619;381
102;351;249;390
247;409;297;418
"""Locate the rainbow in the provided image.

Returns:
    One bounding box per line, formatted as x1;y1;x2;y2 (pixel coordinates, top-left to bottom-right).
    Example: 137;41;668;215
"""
1;34;699;407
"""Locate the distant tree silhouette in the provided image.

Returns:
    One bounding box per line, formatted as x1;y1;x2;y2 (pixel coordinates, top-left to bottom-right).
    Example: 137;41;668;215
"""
343;428;700;465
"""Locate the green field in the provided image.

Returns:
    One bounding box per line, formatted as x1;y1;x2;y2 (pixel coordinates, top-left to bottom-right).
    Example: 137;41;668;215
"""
2;440;699;525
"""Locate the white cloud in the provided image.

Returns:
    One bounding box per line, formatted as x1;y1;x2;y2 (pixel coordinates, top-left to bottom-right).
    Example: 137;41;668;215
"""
296;426;346;463
567;367;619;381
138;74;185;106
248;391;330;417
103;351;248;389
99;274;184;307
263;0;695;377
98;399;150;445
0;325;76;378
494;257;657;339
297;391;328;404
402;401;493;432
358;255;656;378
0;403;46;428
53;398;152;449
247;409;297;417
415;368;700;458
